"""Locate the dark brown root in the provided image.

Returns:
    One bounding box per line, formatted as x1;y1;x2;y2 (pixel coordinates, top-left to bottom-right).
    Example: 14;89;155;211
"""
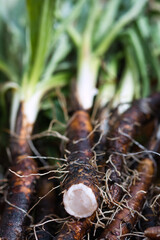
55;213;95;240
0;104;38;240
63;110;100;219
144;226;160;239
106;93;160;203
99;157;155;240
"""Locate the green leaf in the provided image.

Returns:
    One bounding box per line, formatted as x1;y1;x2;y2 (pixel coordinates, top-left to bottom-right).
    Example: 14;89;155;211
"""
26;0;43;65
125;29;150;97
51;0;85;48
67;25;81;48
94;0;121;45
136;19;160;91
43;34;71;81
0;59;18;82
37;72;72;95
95;0;147;57
26;0;56;89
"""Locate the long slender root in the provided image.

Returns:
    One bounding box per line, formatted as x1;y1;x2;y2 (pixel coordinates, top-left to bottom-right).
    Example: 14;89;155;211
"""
55;213;96;240
63;110;100;219
106;93;160;203
99;157;155;239
0;104;38;240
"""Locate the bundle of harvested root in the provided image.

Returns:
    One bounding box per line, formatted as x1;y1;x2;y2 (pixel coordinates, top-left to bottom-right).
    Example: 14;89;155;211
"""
2;1;160;239
54;94;160;240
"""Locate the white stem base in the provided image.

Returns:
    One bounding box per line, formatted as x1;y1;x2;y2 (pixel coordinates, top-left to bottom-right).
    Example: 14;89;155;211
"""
63;183;98;218
77;57;99;110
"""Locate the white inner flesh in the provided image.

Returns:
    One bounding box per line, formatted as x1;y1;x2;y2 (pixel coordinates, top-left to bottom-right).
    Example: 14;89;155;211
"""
63;183;98;218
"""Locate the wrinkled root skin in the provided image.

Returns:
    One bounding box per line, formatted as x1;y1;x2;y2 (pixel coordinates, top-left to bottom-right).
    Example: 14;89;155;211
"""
60;110;99;238
0;104;38;240
0;157;37;240
107;93;160;203
99;158;154;240
55;213;95;240
145;226;160;239
64;110;100;210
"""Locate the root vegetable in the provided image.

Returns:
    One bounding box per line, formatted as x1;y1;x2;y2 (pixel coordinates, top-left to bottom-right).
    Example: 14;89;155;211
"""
0;104;38;240
99;158;155;240
63;110;99;218
55;213;95;240
144;226;160;239
107;93;160;202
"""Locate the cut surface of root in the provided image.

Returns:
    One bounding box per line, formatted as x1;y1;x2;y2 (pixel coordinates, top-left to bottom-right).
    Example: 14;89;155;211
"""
63;183;98;218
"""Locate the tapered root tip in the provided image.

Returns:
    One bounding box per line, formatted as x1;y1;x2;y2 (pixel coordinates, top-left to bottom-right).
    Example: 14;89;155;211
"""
63;183;98;218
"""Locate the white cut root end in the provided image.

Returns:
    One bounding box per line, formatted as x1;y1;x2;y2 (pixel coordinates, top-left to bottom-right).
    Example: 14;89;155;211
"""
63;183;98;218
